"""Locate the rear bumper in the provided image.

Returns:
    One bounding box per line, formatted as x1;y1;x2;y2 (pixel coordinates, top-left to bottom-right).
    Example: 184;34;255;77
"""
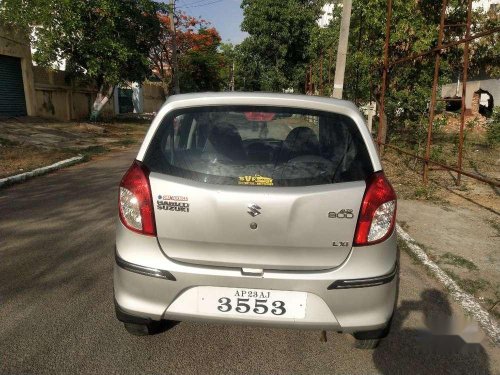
114;222;399;332
114;260;397;332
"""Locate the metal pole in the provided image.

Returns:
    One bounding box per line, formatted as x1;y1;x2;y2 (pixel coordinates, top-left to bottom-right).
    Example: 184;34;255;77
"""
328;48;333;85
169;0;180;95
423;0;447;184
388;27;500;68
381;142;500;187
309;64;313;94
332;0;352;99
377;0;392;154
457;0;473;186
230;61;235;91
304;66;308;93
320;52;324;95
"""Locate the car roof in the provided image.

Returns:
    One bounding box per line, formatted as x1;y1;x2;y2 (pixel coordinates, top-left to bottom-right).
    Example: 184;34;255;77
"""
163;92;361;112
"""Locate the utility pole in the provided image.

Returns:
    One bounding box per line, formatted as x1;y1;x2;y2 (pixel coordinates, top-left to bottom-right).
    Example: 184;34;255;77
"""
328;48;333;85
169;0;180;94
331;0;352;99
230;61;235;91
309;64;313;94
319;51;323;95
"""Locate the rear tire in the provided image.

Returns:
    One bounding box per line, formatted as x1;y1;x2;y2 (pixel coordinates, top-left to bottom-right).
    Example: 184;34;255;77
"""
124;322;161;336
354;338;381;349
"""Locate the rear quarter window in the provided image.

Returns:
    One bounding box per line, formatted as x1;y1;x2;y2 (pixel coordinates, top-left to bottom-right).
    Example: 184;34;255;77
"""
143;106;373;187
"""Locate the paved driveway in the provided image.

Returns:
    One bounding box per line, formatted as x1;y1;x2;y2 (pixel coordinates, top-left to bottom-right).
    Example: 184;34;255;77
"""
0;150;498;374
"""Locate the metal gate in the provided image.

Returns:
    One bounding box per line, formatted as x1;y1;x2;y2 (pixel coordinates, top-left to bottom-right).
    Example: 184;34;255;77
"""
0;54;27;117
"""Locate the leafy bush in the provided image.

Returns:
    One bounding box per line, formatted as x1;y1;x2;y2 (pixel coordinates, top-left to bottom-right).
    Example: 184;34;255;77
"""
486;107;500;146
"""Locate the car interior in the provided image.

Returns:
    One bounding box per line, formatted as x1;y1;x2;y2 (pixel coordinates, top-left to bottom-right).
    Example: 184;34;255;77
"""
144;110;372;185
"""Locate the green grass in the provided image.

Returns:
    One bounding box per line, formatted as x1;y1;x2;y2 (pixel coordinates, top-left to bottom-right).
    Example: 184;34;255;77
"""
114;138;136;146
111;117;152;125
444;268;490;296
398;237;425;264
413;185;432;199
398;220;410;231
439;252;478;271
78;145;108;161
397;236;432;263
0;137;19;146
483;298;500;319
490;308;500;320
397;238;419;263
486;219;500;237
397;238;439;281
411;182;444;202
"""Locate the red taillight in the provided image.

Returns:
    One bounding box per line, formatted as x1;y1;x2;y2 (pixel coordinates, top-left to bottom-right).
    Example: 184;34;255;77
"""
118;160;156;236
353;172;397;246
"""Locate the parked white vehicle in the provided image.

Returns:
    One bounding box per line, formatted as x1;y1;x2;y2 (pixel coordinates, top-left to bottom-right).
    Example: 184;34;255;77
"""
114;92;398;349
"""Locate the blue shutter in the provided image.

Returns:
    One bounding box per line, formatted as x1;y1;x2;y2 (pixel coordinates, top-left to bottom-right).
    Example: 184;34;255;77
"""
0;54;27;117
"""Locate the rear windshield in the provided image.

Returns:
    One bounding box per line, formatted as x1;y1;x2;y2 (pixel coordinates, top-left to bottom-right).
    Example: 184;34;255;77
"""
144;106;373;187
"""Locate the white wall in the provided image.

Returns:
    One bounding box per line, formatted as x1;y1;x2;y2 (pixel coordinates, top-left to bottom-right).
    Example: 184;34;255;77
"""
318;3;335;28
472;0;500;11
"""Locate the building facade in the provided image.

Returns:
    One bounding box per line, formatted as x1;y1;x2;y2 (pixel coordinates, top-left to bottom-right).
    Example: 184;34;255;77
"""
0;25;36;117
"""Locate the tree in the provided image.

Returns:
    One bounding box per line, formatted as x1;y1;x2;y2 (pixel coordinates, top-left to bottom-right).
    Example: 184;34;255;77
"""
306;8;341;96
0;0;162;120
219;42;237;91
467;5;499;79
308;0;498;146
239;0;325;92
150;11;222;94
234;38;264;91
178;28;223;92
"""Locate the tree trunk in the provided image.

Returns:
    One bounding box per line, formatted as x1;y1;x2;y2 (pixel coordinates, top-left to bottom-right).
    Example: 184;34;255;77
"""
374;95;387;155
161;80;170;98
90;84;114;121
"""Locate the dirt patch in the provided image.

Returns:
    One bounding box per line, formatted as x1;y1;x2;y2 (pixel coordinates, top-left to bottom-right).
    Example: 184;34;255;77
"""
382;145;500;213
437;93;489;136
0;117;149;178
384;145;500;321
0;145;76;178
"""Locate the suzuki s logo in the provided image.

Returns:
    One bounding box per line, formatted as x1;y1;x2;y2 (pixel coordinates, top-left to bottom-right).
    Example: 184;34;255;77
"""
247;203;261;217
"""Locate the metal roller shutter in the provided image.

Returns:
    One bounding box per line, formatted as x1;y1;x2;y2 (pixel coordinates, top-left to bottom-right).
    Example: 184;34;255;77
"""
0;54;27;117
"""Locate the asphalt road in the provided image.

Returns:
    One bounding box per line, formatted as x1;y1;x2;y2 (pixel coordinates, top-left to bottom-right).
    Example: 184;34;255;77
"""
0;149;498;375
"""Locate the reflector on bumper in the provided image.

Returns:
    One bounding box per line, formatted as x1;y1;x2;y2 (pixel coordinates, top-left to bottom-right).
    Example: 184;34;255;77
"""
327;263;398;290
115;250;176;281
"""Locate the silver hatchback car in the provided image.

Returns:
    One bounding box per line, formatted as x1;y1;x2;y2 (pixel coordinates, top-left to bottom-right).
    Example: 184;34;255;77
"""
114;92;398;349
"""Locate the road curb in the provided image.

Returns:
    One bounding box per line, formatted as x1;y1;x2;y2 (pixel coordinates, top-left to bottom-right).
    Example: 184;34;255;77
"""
0;155;84;188
396;224;500;345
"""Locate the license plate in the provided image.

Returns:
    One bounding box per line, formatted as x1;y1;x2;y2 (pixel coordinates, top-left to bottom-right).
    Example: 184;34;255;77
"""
197;287;307;319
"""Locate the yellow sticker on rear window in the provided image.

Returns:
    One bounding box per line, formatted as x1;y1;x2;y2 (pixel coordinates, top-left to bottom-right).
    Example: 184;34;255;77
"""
238;175;274;186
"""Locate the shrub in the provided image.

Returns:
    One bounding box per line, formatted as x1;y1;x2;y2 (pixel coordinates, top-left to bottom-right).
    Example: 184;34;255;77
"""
486;107;500;146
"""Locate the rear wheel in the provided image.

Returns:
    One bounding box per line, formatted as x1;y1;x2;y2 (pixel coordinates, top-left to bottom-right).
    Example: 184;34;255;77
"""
352;316;392;349
354;338;381;349
115;299;176;336
124;321;168;336
124;322;154;336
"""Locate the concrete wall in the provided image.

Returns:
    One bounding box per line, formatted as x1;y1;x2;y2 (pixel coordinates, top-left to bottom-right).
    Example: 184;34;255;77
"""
1;25;165;121
32;66;113;120
0;25;36;115
472;0;500;11
441;79;500;110
143;83;165;113
33;67;165;120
